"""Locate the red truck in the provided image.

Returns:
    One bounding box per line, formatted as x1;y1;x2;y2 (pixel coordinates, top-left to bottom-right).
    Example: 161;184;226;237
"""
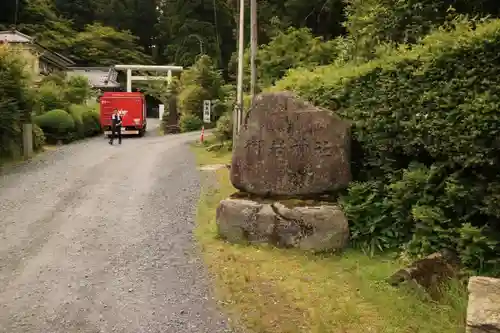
100;92;147;137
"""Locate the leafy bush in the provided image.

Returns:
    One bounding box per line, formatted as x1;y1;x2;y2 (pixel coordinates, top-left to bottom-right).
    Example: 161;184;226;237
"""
178;84;210;118
67;104;101;138
34;74;92;115
342;163;499;273
275;19;500;273
81;106;101;137
65;75;92;105
180;55;224;98
344;0;500;60
213;112;233;142
40;72;66;86
34;109;75;144
229;27;339;90
176;55;228;126
32;124;45;151
68;104;86;139
179;114;203;132
0;45;35;158
35;81;67;114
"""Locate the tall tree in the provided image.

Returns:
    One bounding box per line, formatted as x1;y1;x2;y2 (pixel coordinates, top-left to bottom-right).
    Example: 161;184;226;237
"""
54;0;97;30
70;23;153;65
16;0;75;52
93;0;159;54
155;0;234;67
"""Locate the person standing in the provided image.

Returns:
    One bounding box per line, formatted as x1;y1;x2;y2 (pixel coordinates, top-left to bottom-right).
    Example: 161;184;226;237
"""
109;108;122;145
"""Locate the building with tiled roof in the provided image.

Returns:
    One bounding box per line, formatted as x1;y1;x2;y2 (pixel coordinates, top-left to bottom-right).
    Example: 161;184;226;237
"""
0;29;74;75
66;67;121;90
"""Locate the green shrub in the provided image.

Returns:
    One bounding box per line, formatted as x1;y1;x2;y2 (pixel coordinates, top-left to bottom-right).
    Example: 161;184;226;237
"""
180;55;224;98
341;163;500;273
65;75;92;104
179;113;203;132
34;109;75;144
32;124;45;151
40;72;66;86
229;28;339;90
343;0;500;60
275;19;500;273
214;112;233;142
68;104;86;139
81;106;101;137
178;84;210;118
35;81;67;114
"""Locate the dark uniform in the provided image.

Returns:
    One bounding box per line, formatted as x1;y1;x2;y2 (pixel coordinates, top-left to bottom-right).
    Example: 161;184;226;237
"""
109;113;122;145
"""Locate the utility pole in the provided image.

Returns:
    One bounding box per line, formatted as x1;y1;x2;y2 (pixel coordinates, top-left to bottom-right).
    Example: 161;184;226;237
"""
250;0;257;101
234;0;245;147
14;0;19;27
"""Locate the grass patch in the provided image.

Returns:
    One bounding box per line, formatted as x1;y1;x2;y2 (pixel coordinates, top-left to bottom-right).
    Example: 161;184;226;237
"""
192;143;467;333
191;136;233;166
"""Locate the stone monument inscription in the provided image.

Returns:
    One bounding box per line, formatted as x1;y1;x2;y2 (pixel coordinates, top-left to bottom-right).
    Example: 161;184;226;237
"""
231;91;351;196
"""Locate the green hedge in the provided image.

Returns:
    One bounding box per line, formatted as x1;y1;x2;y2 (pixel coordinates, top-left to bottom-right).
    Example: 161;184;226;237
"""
274;19;500;273
34;105;101;144
34;109;75;144
179;113;203;132
68;104;86;139
81;106;101;137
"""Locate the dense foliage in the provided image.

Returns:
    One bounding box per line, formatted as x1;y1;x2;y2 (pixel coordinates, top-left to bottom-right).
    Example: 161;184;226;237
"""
2;0;500;75
160;55;231;133
0;0;351;73
0;42;99;156
0;45;35;158
344;0;500;60
34;74;94;114
33;103;100;144
34;109;75;143
230;27;339;91
274;19;500;273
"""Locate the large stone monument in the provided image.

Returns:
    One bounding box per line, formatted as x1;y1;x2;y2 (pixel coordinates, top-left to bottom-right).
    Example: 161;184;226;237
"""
230;91;351;197
216;92;352;253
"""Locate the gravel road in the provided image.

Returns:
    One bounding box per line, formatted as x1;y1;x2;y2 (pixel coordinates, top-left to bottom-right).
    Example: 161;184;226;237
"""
0;119;234;333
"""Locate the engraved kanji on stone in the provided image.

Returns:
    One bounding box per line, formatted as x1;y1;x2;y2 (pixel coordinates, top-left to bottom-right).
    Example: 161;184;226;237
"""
290;138;310;156
244;138;264;153
275;156;288;170
269;138;285;156
314;141;334;157
230;92;351;196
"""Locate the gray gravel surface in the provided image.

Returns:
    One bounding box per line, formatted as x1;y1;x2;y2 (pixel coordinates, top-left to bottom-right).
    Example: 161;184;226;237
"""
0;119;235;332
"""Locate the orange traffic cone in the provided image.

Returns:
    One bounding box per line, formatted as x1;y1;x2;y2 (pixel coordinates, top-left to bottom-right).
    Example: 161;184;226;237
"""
200;126;205;143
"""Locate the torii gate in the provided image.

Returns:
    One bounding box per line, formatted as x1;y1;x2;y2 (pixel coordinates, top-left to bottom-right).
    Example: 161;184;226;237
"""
113;65;184;92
